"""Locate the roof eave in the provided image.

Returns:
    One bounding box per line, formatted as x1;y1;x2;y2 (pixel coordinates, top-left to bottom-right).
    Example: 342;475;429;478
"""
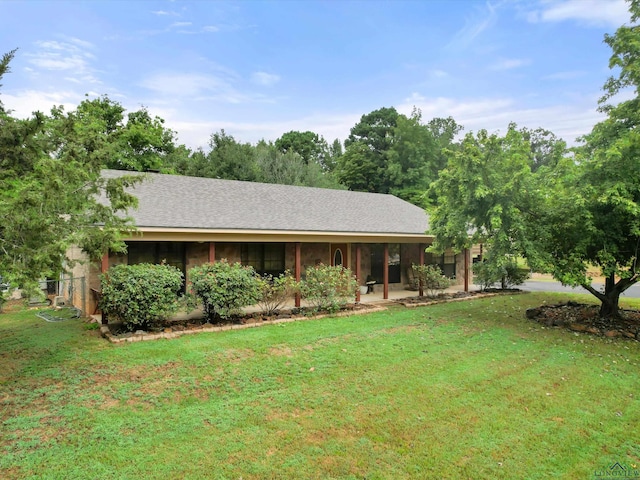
121;227;433;244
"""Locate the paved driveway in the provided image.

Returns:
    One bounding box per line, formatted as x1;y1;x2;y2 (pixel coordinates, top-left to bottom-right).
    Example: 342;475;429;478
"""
522;280;640;298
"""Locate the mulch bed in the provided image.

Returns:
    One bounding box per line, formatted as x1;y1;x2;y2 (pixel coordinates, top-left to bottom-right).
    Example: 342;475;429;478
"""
526;301;640;340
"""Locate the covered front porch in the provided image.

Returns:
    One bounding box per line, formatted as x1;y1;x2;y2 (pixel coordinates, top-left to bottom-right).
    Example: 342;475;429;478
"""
92;236;472;314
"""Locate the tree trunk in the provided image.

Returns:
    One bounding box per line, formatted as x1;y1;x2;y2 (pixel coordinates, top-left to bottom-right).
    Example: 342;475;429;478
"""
598;292;620;317
599;273;621;318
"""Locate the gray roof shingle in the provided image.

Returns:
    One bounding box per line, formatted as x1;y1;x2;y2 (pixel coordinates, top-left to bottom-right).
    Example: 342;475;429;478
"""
102;170;430;235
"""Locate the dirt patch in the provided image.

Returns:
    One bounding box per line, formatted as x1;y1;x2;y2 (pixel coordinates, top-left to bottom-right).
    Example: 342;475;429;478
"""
526;301;640;340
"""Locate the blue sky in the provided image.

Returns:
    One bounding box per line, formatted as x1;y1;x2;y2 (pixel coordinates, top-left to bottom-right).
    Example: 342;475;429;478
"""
0;0;632;149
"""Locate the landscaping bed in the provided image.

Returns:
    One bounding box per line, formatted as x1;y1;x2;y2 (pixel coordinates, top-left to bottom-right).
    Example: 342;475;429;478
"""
101;302;383;343
526;301;640;340
394;288;524;307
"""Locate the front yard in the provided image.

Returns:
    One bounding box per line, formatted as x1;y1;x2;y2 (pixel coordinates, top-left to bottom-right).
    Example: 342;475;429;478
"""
1;292;639;479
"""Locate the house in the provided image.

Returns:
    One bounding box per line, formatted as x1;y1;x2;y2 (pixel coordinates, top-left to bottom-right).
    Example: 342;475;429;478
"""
70;170;472;314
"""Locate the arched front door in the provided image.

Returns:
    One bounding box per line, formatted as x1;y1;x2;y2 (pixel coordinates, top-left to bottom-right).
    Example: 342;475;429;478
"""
331;244;348;267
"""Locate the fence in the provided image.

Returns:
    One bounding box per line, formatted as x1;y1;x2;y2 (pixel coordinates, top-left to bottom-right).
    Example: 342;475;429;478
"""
28;276;88;317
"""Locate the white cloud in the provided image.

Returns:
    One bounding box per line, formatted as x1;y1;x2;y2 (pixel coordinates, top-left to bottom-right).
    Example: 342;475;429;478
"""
170;22;192;28
26;38;101;84
139;73;228;97
542;70;586;80
162;111;361;149
152;10;179;16
447;1;499;50
430;69;448;78
2;90;84;117
489;58;531;71
527;0;629;28
251;71;280;87
397;92;603;144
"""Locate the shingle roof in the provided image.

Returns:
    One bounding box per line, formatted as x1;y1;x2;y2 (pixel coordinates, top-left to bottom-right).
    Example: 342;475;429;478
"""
102;170;430;235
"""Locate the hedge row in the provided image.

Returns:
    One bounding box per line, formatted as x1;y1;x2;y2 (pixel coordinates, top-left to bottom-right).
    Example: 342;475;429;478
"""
100;260;358;331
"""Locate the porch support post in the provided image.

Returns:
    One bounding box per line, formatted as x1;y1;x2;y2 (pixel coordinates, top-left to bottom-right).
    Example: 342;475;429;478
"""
208;242;216;263
464;248;469;292
295;242;301;308
383;243;389;300
355;244;361;303
101;252;109;273
419;244;424;297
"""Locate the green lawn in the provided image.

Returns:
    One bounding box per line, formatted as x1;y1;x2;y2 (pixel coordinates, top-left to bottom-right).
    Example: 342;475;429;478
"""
2;293;640;479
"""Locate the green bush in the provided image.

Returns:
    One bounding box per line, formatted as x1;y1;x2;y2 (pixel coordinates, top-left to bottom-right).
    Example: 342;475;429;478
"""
411;264;454;298
189;260;261;322
299;264;358;313
473;259;529;290
100;263;183;331
256;272;298;316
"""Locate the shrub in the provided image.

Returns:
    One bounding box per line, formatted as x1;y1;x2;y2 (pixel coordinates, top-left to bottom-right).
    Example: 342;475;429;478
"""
299;264;358;313
256;272;298;316
189;260;261;322
411;264;454;298
100;263;183;331
473;259;529;291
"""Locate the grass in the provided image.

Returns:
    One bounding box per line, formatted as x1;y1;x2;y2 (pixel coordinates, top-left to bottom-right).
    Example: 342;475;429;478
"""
1;292;640;479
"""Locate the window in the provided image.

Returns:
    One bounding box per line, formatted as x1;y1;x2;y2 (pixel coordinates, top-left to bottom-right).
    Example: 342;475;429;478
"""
128;242;186;272
127;241;187;290
370;244;401;284
241;243;285;276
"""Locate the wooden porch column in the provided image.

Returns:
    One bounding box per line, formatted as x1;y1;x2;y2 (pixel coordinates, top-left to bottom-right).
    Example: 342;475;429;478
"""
101;252;109;273
355;244;361;303
295;242;301;308
419;244;425;297
208;242;216;263
383;243;389;300
464;248;469;292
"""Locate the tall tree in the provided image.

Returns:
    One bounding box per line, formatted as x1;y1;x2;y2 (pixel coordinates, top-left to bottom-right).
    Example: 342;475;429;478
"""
427;125;540;276
206;130;259;181
0;53;140;289
519;126;566;172
275;130;330;167
536;0;640;317
74;96;177;172
386;108;438;206
337;107;399;193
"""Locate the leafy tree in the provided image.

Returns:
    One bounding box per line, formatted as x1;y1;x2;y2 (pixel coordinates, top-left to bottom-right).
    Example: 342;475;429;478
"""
255;141;344;189
0;52;140;290
427;125;542;285
275;130;330;168
519;126;566;172
206;130;259;181
326;138;343;172
337;107;460;205
426;116;463;177
534;0;640;317
337;107;399;193
74;95;177;172
386;108;437;206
